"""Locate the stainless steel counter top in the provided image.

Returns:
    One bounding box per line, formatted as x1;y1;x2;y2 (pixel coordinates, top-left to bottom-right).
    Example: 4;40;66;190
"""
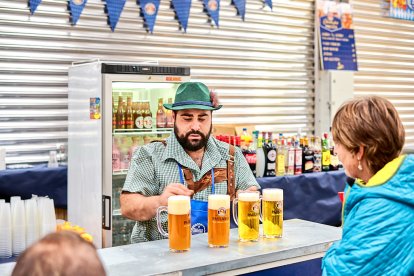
99;219;341;276
0;219;341;276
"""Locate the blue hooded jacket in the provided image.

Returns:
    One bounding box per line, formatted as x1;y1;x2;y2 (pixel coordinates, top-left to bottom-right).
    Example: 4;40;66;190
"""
322;155;414;275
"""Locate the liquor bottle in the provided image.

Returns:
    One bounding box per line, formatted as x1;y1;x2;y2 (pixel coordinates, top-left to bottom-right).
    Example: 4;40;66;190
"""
264;132;276;177
135;102;144;129
286;140;295;175
276;139;285;176
245;130;258;175
116;98;125;129
112;97;116;131
313;136;322;172
165;98;174;128
240;128;249;150
125;97;134;129
143;102;153;129
302;137;314;173
255;132;266;178
330;139;339;171
112;137;121;172
156;98;166;128
322;132;331;171
294;140;302;175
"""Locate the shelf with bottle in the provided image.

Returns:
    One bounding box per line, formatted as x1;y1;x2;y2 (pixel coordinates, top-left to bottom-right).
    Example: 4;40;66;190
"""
113;127;173;136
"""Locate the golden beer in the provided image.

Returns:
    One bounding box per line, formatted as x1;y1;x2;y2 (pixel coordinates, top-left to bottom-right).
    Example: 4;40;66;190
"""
157;195;191;252
236;192;260;242
262;188;283;238
208;195;230;248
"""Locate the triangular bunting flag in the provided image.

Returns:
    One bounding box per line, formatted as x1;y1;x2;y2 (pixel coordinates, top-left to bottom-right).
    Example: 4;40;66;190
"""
203;0;220;27
104;0;127;31
231;0;246;21
138;0;160;33
171;0;192;32
264;0;272;10
68;0;88;25
28;0;42;15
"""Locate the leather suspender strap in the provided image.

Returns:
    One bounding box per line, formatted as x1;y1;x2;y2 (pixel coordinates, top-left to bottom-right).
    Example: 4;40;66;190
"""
156;140;236;199
227;145;236;201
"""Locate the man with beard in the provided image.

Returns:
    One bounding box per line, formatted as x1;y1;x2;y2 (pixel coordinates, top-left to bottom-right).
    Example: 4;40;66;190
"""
120;82;259;243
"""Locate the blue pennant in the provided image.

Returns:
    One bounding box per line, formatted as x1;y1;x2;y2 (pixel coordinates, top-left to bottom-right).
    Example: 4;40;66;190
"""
203;0;220;27
171;0;192;32
29;0;42;14
68;0;88;25
138;0;160;33
105;0;127;31
231;0;246;21
264;0;272;10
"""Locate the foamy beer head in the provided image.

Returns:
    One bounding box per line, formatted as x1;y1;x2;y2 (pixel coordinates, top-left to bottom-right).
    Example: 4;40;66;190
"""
168;195;190;215
208;194;230;210
238;191;260;202
262;188;283;201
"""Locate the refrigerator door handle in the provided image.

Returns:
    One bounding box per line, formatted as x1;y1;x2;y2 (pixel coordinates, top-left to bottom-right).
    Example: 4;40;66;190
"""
102;195;111;230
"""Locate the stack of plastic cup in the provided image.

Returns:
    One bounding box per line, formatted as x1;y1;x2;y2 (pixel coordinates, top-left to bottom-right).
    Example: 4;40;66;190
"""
0;201;12;258
11;197;26;256
25;198;39;247
38;197;56;238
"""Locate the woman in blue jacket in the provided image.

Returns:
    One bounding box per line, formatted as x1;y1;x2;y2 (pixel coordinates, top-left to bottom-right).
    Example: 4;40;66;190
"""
322;96;414;275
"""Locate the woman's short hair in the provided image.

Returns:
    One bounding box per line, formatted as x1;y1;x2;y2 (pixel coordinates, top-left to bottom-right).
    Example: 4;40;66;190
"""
12;231;106;276
332;96;405;175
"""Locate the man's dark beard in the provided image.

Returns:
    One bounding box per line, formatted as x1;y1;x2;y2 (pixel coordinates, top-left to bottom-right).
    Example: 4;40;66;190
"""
174;125;212;152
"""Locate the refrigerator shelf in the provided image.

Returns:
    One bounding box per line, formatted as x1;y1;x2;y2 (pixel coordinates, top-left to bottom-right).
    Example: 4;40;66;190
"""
113;128;173;136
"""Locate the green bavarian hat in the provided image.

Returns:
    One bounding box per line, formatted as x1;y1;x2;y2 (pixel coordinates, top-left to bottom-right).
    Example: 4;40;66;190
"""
163;82;222;111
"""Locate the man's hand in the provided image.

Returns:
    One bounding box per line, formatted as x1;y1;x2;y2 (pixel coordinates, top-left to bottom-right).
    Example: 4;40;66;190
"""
158;183;194;206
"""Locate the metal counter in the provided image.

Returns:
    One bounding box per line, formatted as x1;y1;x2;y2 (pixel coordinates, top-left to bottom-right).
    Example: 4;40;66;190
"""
99;219;341;276
0;219;341;276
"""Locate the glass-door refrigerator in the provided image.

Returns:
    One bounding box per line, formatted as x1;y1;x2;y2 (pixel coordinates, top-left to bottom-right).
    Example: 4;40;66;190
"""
68;61;190;248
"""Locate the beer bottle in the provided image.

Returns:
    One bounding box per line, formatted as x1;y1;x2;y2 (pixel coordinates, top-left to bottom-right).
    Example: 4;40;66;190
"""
135;102;144;129
125;97;134;129
165;98;174;128
156;98;166;128
112;97;116;131
143;102;153;129
132;102;138;129
116;98;125;129
322;132;331;171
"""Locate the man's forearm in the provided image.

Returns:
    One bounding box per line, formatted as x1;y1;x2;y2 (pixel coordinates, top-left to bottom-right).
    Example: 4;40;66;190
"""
120;193;161;221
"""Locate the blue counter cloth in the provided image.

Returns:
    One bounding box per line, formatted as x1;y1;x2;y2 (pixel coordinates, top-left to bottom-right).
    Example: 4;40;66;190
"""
0;165;67;208
257;171;346;226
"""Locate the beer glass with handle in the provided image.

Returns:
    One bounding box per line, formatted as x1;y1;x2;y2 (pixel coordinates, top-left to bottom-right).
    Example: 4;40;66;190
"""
156;195;191;252
208;194;230;248
232;191;261;242
262;188;283;238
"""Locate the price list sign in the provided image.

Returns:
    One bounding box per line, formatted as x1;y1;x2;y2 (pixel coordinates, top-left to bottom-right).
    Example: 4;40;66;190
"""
318;1;358;71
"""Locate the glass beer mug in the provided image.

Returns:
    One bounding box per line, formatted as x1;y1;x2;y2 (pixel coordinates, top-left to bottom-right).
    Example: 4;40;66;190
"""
262;188;283;238
208;194;230;248
156;195;191;252
232;191;261;242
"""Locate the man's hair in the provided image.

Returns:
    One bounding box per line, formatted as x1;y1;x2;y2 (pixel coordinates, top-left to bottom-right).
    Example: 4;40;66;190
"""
12;231;106;276
332;95;405;175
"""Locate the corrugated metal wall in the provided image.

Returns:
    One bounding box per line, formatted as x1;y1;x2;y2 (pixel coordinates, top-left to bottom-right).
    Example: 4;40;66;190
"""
352;0;414;147
0;0;315;165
